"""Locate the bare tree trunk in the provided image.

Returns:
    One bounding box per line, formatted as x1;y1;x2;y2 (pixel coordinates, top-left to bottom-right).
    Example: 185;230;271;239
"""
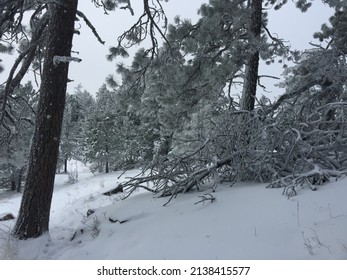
13;0;78;239
240;0;262;111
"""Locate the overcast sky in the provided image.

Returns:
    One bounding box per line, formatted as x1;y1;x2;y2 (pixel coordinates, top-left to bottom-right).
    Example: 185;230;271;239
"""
1;1;334;99
68;0;207;94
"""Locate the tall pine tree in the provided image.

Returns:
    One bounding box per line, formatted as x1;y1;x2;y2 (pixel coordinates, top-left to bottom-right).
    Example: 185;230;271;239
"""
13;0;78;239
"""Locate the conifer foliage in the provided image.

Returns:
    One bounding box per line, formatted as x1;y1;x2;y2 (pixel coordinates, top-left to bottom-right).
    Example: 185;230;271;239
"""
59;87;95;173
109;0;347;201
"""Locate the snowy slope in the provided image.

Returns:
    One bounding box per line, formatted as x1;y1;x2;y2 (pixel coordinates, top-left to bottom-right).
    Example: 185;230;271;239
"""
0;161;347;260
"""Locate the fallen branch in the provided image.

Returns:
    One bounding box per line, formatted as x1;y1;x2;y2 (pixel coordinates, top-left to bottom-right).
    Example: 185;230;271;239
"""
194;193;215;205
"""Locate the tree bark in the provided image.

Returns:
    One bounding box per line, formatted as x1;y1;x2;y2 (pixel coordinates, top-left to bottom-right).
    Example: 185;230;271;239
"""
240;0;262;111
13;0;78;239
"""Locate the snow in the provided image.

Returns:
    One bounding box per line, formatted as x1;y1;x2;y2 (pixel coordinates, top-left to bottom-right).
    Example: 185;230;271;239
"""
0;160;346;260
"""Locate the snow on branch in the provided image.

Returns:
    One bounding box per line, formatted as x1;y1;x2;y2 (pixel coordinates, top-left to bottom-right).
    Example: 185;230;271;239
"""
120;92;347;204
194;193;215;205
53;56;82;66
108;0;170;62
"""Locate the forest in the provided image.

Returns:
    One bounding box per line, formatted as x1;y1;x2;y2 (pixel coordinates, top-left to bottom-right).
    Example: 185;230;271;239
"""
1;0;347;245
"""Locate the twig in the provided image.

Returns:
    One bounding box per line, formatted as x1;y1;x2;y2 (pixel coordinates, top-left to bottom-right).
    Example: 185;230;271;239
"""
194;193;215;205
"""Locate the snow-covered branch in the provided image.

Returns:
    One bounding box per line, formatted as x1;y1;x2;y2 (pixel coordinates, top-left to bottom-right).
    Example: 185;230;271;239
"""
53;56;82;66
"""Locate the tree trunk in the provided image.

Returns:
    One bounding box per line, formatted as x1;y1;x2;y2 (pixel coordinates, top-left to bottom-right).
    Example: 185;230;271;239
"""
240;0;262;111
105;144;109;173
13;0;78;239
64;157;68;173
17;167;23;193
106;161;109;173
11;180;16;191
238;0;262;180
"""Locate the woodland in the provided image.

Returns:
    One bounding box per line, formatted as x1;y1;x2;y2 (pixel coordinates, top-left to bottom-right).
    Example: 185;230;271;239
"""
1;0;347;241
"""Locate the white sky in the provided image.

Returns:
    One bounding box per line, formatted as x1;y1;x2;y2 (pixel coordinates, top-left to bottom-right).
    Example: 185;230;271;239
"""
69;0;208;94
0;1;334;99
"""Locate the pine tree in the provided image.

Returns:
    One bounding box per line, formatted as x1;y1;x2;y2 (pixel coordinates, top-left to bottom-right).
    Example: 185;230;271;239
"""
0;82;36;192
59;87;94;172
85;85;122;173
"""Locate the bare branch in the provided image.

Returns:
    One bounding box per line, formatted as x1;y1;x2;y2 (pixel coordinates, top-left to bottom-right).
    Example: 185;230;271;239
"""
262;23;289;49
111;0;170;61
266;79;319;114
76;10;105;45
258;74;280;80
1;13;48;128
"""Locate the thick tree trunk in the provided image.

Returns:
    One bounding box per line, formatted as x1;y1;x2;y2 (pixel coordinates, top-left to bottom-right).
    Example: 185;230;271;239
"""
13;0;78;239
240;0;262;111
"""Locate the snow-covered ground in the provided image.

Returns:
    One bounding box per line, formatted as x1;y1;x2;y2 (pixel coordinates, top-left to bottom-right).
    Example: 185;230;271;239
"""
0;161;347;260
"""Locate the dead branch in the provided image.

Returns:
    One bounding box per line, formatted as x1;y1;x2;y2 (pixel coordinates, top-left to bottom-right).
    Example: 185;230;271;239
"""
194;193;215;205
76;10;105;45
266;79;319;114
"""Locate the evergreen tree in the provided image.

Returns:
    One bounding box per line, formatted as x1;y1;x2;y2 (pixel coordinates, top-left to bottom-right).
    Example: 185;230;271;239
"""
1;0;169;239
59;87;95;172
85;84;122;173
116;0;346;201
271;4;347;112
